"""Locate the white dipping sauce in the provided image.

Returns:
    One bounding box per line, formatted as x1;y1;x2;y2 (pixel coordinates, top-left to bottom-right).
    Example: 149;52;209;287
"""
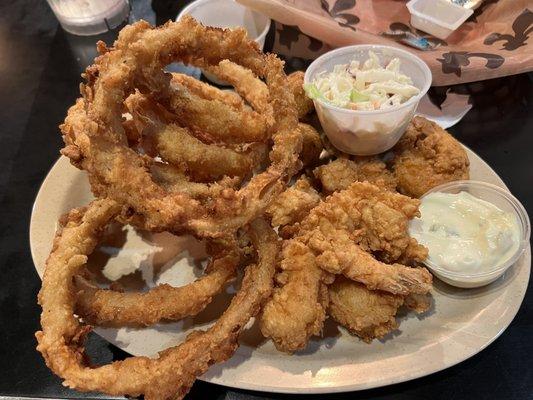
409;191;521;274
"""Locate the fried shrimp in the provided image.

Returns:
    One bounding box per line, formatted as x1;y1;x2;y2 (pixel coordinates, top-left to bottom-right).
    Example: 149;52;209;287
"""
261;182;431;352
260;237;332;353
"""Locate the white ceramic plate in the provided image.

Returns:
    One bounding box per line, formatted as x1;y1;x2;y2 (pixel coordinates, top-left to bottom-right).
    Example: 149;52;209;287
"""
30;153;530;394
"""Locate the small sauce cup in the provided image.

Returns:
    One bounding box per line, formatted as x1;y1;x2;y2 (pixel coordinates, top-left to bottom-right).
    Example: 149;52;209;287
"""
407;0;473;40
177;0;271;85
304;45;431;156
410;181;531;288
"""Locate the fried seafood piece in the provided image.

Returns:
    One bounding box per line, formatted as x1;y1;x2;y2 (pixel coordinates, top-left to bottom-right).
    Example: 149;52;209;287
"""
287;71;314;119
261;182;431;353
36;199;278;400
328;277;404;342
301;181;428;265
260;238;333;353
308;228;430;295
392;116;470;198
355;197;428;263
404;293;432;314
154;124;268;182
313;157;397;194
299;123;323;167
328;278;431;342
204;64;313;124
266;177;321;227
168;60;276;145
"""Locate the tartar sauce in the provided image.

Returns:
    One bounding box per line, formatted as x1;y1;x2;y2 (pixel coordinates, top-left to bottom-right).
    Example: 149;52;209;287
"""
409;191;521;274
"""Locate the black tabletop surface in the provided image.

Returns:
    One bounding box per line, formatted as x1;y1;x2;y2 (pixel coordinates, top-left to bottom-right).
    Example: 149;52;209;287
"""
1;1;532;399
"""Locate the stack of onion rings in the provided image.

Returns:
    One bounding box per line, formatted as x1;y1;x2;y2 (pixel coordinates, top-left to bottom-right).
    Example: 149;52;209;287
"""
60;15;302;238
37;16;296;399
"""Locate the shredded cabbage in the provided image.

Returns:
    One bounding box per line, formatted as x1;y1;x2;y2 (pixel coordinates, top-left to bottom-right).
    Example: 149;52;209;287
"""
305;51;420;111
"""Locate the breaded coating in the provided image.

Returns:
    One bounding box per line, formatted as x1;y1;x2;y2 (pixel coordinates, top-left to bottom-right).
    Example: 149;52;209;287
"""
328;277;404;342
300;181;427;264
168;82;270;144
149;162;240;198
299;123;323;167
37;203;278;400
308;228;431;295
392;116;470;198
288;71;314;119
155;123;266;181
170;72;245;110
314;157;397;194
203;60;273;120
404;293;432;314
260;240;332;353
261;182;432;353
266;177;321;227
356;199;428;263
125;92;267;182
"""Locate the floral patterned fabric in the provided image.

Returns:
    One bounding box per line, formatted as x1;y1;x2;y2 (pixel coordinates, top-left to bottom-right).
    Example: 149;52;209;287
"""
239;0;533;86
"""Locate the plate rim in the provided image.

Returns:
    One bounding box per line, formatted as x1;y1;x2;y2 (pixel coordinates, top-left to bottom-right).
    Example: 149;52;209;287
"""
29;152;531;394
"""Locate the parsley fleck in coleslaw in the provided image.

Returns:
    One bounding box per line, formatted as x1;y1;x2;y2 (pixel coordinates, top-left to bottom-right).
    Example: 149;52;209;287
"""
304;51;420;111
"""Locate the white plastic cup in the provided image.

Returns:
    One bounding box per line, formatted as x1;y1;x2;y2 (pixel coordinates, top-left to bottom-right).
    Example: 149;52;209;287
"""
177;0;271;85
46;0;130;36
304;45;432;156
411;181;531;288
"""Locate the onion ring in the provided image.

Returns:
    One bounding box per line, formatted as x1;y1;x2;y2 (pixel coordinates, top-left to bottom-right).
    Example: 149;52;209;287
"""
204;59;273;120
124;92;267;181
165;81;269;144
61;16;302;237
75;239;241;327
36;199;278;400
149;162;240;197
170;72;245;110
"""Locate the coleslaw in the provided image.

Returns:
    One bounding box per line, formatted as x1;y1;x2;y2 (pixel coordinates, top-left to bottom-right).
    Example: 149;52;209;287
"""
304;51;420;111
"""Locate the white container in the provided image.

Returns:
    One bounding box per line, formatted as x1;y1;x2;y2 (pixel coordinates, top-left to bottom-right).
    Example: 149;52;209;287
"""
304;45;432;155
46;0;130;36
407;0;473;40
177;0;271;85
411;181;531;288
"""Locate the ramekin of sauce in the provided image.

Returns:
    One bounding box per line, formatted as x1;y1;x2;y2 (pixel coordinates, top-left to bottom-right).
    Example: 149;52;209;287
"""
409;181;530;288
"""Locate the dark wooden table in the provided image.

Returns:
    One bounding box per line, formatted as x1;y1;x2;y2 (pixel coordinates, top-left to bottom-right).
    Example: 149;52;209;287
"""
0;1;531;399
